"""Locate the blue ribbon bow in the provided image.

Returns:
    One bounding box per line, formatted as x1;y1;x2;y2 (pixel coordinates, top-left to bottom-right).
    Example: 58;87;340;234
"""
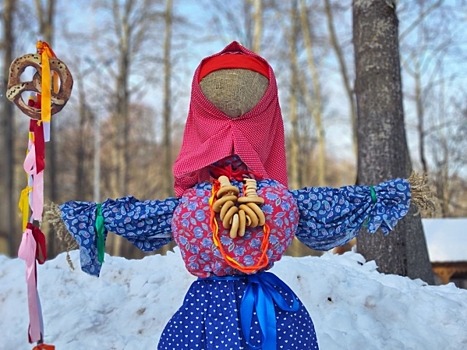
241;272;300;349
203;272;300;349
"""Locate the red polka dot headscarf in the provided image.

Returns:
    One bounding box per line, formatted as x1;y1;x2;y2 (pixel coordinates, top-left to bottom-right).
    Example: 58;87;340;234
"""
173;41;288;196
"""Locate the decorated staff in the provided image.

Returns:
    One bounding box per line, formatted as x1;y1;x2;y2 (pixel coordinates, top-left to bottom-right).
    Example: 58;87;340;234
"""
7;40;73;350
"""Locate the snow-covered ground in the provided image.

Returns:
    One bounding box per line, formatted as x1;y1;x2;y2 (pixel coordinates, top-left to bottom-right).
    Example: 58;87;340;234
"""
2;248;467;350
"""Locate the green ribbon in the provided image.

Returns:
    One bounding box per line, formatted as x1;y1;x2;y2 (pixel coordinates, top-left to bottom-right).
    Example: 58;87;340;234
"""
370;186;377;203
95;203;105;263
363;187;378;228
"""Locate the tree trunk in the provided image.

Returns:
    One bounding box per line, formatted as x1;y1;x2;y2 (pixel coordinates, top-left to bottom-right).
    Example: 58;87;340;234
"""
353;0;434;283
288;0;300;190
415;69;428;174
324;0;357;160
116;1;131;198
251;0;262;53
1;0;17;256
299;0;326;186
159;0;175;256
76;70;88;198
162;0;173;198
110;0;132;256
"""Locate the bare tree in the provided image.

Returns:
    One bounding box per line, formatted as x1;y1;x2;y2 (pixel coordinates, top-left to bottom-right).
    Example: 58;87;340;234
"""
287;0;300;190
206;0;268;51
398;1;466;216
112;0;131;198
0;0;17;256
399;0;445;175
88;0;165;255
324;0;357;158
161;0;173;197
35;0;55;41
90;0;164;197
251;0;263;53
74;59;96;201
299;0;326;186
353;0;433;283
428;97;467;217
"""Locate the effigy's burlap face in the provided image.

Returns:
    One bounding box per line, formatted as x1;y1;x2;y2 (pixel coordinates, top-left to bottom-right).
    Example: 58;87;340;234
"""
173;41;288;196
200;69;268;118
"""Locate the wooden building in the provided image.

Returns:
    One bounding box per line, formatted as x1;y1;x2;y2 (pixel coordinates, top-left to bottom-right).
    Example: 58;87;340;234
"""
423;218;467;289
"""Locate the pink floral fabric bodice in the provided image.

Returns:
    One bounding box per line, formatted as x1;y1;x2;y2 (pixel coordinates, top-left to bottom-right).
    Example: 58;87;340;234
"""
172;178;298;278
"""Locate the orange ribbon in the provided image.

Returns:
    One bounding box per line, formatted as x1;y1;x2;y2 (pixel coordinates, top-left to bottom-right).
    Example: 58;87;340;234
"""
36;41;58;123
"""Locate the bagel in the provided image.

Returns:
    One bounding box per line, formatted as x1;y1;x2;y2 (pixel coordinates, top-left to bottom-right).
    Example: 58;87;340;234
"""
219;199;236;220
238;209;246;237
247;202;266;226
217;185;239;198
222;205;238;229
229;213;239;239
237;195;265;204
239;204;259;227
212;195;238;212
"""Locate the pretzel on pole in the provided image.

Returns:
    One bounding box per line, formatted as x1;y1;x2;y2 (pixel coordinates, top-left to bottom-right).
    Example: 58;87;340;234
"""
7;51;73;120
8;40;73;350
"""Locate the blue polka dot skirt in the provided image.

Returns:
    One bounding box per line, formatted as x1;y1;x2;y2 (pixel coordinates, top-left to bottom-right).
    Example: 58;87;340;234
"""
158;273;319;349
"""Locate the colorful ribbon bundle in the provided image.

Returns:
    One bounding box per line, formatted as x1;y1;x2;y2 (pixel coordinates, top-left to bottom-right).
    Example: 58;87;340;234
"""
15;40;58;350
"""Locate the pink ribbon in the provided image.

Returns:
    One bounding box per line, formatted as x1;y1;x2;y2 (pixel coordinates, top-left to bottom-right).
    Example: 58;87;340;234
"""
23;140;44;222
20;122;46;343
18;228;44;343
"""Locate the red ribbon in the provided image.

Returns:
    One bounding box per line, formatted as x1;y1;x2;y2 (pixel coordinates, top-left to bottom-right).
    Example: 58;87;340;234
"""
26;223;47;264
32;344;55;350
29;120;45;173
33;345;55;350
210;164;263;182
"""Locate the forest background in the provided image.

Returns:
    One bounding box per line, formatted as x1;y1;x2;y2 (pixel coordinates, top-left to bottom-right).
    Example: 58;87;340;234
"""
0;0;465;277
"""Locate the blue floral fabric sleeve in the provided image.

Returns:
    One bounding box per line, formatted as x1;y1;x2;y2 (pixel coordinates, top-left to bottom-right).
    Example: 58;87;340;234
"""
60;196;179;276
290;178;411;251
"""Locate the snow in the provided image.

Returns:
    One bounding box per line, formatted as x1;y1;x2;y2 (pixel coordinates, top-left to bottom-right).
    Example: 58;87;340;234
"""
1;248;467;350
423;218;467;262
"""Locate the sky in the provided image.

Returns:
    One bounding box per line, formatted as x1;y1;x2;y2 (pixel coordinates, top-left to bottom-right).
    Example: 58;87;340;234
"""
5;0;464;173
423;218;467;262
2;247;467;349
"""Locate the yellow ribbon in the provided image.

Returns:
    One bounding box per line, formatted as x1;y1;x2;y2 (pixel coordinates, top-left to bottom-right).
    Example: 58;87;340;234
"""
36;41;57;123
18;186;32;231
